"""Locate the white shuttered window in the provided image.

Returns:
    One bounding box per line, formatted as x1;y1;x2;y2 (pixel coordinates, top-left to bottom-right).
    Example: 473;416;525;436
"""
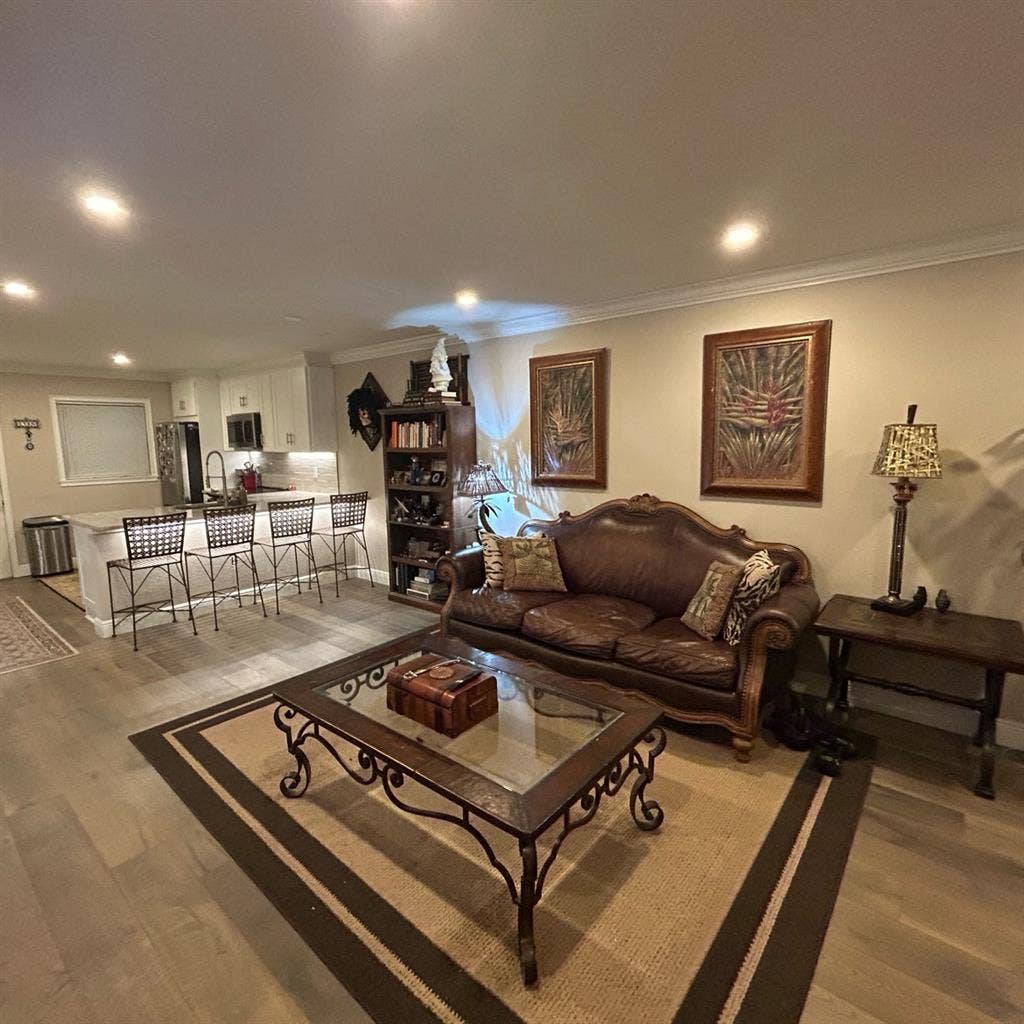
51;396;156;485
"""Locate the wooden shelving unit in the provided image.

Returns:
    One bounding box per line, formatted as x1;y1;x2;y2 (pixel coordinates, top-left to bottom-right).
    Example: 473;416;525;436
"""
380;404;476;611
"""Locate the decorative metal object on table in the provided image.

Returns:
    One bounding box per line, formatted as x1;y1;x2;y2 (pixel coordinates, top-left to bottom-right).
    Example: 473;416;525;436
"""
13;417;41;451
814;594;1024;799
270;634;665;985
457;461;509;534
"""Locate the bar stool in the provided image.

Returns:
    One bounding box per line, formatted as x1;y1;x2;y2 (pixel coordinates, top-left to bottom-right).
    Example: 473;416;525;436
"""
106;512;197;651
255;498;323;614
185;505;268;631
314;491;374;597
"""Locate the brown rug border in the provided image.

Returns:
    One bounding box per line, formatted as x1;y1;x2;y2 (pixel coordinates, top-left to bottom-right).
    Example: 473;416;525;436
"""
131;646;873;1024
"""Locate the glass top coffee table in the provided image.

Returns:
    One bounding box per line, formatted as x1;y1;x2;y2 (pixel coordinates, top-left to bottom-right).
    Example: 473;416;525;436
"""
272;631;666;985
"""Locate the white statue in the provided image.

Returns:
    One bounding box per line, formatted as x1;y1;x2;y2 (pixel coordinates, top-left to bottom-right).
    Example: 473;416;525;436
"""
429;336;453;392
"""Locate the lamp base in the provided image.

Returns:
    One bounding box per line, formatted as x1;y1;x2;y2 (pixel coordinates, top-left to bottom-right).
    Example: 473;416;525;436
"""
870;592;925;616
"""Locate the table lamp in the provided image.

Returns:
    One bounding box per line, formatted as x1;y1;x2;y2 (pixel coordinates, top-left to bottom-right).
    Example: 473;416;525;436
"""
458;462;508;533
870;404;942;615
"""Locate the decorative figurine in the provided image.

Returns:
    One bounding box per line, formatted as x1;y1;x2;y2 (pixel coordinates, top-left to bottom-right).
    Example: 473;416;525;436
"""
429;337;453;393
935;589;951;613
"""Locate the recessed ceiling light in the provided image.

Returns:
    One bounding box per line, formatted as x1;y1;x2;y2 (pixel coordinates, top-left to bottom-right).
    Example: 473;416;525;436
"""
455;289;479;308
721;222;761;252
2;279;37;300
283;314;305;323
111;352;132;366
79;189;130;223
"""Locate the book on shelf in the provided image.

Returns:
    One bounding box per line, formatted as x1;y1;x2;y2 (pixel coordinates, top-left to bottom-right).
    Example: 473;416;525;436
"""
389;414;447;449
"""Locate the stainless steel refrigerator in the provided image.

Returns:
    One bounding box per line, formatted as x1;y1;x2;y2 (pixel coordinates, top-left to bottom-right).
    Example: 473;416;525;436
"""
155;421;204;505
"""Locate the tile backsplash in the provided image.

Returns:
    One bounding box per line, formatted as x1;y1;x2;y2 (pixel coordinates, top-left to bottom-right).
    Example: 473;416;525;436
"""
222;450;338;493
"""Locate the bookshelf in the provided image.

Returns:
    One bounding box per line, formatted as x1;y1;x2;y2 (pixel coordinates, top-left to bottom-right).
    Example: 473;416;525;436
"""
379;404;477;611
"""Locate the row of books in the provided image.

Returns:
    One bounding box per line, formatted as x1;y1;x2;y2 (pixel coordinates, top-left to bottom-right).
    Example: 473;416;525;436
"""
389;416;446;449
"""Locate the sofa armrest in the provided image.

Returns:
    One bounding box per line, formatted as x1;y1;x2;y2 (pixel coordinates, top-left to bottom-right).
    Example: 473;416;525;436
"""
436;546;485;594
741;582;820;649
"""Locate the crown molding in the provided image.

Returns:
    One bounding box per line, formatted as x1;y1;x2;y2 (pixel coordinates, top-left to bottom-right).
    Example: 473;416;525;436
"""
0;361;174;383
330;223;1023;363
330;331;445;365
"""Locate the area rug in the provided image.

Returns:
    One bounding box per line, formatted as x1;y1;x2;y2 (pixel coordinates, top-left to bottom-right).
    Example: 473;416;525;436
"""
0;597;78;675
133;683;873;1024
39;569;84;610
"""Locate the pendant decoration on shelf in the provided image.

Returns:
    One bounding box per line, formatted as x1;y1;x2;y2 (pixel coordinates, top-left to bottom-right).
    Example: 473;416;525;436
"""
346;373;390;451
13;417;41;451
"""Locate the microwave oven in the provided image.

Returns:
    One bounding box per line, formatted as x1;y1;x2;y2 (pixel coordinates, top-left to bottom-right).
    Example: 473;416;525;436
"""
225;412;262;450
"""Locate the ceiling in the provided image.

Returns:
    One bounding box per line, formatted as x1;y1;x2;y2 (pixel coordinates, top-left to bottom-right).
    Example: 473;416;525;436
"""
1;0;1021;375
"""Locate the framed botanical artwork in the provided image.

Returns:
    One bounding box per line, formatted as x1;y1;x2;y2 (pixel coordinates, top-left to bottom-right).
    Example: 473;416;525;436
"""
529;348;608;488
346;372;390;451
700;320;831;501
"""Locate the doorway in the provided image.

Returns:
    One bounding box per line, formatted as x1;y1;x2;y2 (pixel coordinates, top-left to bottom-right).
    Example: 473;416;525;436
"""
0;426;16;579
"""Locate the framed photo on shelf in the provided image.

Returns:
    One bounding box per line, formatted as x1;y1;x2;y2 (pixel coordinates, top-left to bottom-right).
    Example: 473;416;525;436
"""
700;320;831;502
529;348;608;488
429;470;446;486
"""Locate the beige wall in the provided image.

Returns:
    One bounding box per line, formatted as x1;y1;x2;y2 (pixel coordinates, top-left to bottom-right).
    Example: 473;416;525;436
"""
335;253;1023;727
0;373;173;565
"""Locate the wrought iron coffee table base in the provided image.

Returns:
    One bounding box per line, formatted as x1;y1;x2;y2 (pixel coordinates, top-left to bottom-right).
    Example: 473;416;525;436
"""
273;702;666;985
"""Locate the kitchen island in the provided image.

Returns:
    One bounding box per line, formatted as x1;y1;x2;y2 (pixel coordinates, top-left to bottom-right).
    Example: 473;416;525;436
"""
68;493;337;637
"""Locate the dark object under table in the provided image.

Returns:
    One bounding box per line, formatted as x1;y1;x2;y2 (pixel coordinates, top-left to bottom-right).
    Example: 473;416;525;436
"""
814;595;1024;798
271;632;665;985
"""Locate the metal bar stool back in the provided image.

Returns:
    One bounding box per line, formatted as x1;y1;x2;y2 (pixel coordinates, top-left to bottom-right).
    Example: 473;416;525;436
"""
257;498;323;614
185;505;268;631
106;511;197;651
315;490;373;597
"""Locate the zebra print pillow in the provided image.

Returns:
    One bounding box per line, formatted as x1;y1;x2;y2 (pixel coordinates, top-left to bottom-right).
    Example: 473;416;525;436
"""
723;550;782;645
481;533;505;588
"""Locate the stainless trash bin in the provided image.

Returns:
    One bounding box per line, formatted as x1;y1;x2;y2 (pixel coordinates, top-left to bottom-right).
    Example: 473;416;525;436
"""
23;516;73;577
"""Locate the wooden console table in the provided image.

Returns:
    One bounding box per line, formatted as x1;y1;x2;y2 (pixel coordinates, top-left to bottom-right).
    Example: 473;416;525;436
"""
814;595;1024;799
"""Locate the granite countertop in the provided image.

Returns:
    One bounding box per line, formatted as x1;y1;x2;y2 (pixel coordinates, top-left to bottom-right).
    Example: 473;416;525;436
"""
66;491;332;534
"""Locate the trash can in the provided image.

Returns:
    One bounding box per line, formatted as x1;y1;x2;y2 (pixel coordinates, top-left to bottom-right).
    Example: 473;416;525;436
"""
23;516;73;577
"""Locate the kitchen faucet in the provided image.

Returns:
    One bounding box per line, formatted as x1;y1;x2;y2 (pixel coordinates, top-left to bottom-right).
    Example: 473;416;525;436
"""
205;450;228;501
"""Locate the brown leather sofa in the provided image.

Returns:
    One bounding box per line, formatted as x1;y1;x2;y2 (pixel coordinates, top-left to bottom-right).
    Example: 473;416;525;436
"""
436;494;819;761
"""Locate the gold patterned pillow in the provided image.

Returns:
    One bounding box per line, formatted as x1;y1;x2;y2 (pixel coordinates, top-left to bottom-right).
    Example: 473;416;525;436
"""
681;561;744;639
480;533;505;588
499;536;567;593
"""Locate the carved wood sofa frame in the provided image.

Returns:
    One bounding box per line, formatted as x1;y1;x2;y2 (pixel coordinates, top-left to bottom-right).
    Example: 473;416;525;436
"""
437;494;819;761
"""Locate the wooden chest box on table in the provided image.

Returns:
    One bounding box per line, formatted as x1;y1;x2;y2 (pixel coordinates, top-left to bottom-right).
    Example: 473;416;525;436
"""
386;654;498;738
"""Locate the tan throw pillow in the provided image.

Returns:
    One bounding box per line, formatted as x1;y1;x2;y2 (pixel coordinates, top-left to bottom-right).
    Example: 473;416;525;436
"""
723;550;782;645
499;536;567;593
480;533;505;589
681;561;744;639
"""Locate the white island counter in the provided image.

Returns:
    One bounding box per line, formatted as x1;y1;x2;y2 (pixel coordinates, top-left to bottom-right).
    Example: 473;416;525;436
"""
68;492;337;637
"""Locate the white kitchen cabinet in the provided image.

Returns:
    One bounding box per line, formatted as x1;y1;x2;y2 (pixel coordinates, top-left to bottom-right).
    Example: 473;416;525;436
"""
261;365;335;452
218;374;264;415
170;378;199;418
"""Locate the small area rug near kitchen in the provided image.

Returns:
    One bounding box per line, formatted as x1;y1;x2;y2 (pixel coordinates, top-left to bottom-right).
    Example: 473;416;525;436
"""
133;687;873;1024
0;597;78;675
39;570;85;610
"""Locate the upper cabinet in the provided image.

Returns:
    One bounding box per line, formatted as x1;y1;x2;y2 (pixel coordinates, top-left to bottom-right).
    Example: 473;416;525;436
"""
170;378;199;418
218;365;335;453
219;375;264;415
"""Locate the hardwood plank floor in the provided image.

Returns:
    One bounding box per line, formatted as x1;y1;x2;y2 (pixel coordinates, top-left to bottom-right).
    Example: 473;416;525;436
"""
1;575;1021;1024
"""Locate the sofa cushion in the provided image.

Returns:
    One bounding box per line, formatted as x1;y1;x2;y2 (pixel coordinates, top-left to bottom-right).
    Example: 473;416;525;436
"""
615;618;738;690
499;536;568;592
521;594;657;659
449;587;564;631
481;533;506;588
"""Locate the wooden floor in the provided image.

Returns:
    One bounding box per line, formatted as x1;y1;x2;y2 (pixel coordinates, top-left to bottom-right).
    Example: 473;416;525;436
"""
1;576;1021;1024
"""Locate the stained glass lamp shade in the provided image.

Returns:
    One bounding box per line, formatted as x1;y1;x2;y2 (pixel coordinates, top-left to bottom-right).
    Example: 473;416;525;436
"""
870;405;942;615
458;463;508;533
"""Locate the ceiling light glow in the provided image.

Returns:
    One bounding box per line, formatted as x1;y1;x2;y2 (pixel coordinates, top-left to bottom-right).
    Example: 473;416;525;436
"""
111;352;132;366
455;289;479;308
2;279;37;300
721;222;761;252
79;190;130;223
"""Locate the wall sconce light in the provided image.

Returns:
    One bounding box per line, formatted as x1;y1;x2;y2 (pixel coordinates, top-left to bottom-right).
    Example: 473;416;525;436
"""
13;417;41;450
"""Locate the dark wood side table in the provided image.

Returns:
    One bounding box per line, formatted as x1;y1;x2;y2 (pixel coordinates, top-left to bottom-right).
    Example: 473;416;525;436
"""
814;595;1024;799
